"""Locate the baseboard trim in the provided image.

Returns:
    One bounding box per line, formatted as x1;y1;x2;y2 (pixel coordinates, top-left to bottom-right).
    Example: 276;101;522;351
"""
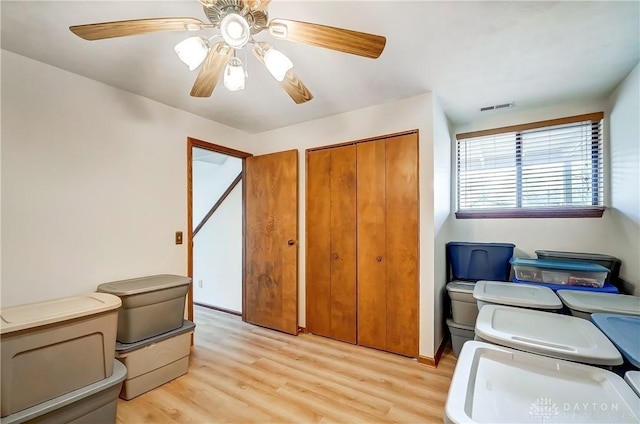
194;302;242;317
298;327;309;334
418;337;448;368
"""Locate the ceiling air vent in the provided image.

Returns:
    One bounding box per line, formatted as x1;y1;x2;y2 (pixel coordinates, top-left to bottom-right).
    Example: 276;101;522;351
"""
480;102;515;112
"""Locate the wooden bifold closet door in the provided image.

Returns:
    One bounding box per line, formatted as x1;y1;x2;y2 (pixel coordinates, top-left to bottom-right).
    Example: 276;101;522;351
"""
306;145;357;343
357;134;418;358
306;132;418;358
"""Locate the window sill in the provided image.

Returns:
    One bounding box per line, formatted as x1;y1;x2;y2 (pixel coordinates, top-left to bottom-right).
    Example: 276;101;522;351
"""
455;207;605;219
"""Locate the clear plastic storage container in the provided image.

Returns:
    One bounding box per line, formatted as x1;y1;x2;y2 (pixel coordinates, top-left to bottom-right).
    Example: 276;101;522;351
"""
510;258;609;288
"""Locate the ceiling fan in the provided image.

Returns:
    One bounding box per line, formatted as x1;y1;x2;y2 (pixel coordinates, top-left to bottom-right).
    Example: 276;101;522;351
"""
69;0;386;104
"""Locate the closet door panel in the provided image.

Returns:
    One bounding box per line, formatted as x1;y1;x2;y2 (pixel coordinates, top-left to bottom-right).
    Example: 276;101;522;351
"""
356;140;387;351
385;134;419;357
306;150;332;337
329;145;357;343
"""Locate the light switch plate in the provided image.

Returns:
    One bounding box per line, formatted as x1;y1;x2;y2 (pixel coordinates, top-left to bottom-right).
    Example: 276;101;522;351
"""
175;231;183;245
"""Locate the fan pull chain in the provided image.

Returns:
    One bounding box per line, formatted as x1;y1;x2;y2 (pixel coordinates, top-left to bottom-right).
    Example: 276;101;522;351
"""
244;48;249;78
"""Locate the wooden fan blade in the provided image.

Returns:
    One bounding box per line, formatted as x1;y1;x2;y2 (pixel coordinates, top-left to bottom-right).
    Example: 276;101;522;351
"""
252;43;313;104
268;18;386;59
69;18;205;41
190;43;233;98
246;0;271;12
280;69;313;104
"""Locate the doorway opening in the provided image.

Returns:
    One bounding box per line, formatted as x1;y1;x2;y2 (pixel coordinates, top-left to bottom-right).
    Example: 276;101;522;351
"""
187;137;252;321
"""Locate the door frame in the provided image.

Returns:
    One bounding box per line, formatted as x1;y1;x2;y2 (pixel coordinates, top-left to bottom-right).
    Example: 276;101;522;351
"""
186;137;253;323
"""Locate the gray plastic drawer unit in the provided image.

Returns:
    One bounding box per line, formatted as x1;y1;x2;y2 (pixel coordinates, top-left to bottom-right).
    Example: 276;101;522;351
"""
0;293;121;417
97;274;191;343
115;320;195;400
0;360;127;424
446;319;475;358
446;281;478;326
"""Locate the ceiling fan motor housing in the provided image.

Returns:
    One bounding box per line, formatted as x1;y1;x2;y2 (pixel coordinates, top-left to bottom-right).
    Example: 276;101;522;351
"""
204;0;267;35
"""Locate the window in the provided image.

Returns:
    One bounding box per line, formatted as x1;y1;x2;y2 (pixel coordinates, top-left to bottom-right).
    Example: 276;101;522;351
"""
456;112;604;219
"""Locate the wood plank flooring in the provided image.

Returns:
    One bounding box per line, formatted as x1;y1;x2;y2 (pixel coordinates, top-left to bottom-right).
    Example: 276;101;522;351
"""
116;306;456;423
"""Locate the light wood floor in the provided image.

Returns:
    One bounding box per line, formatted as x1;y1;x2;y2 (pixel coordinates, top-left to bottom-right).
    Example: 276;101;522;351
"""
116;306;456;423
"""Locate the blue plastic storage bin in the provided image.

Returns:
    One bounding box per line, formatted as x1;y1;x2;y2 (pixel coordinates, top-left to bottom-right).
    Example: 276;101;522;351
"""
447;242;515;282
590;314;640;368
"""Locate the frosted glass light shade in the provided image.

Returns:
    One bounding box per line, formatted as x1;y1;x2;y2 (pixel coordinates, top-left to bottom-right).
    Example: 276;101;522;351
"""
264;48;293;81
220;13;250;49
224;58;245;91
174;37;209;71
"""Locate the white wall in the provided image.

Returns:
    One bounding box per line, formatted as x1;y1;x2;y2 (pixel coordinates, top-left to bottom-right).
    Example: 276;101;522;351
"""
1;50;251;307
450;98;629;278
608;63;640;294
432;95;453;352
252;93;446;358
192;157;242;226
193;183;243;312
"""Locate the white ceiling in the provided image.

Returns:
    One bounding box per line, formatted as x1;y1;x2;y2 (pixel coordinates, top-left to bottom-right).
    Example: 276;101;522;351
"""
2;1;638;133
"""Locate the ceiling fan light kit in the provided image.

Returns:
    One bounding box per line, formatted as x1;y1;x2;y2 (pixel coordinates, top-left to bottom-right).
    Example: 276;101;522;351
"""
174;36;211;70
69;0;387;104
224;57;246;91
219;13;251;49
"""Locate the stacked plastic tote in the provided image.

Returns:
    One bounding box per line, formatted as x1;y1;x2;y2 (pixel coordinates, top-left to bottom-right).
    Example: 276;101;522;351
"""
445;242;515;357
97;274;194;400
0;293;126;423
510;250;622;293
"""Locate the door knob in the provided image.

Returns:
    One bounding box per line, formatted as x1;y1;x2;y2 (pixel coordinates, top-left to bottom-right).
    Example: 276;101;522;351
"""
287;239;295;246
376;256;382;262
333;253;339;259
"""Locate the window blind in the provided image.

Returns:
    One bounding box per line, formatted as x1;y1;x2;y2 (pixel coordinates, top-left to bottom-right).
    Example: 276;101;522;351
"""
456;113;604;216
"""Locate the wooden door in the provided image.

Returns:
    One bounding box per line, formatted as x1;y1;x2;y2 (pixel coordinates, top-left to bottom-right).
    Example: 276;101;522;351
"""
306;149;332;337
329;146;357;343
245;150;298;335
306;146;357;343
385;134;419;357
356;139;387;351
357;133;418;357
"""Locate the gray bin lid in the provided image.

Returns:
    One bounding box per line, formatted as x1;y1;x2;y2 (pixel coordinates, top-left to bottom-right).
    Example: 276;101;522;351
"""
557;290;640;315
97;274;192;296
473;280;563;309
1;293;121;335
116;320;196;353
475;305;622;366
446;318;474;331
0;360;127;424
446;281;476;294
625;371;640;397
535;250;620;262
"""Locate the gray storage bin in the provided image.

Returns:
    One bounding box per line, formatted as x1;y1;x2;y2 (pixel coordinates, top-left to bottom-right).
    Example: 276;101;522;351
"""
0;293;121;417
97;274;191;343
557;290;640;320
0;360;127;424
446;281;478;326
446;319;475;358
116;320;195;400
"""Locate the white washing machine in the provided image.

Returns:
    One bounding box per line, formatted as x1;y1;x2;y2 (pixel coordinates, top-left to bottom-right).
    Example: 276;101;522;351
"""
445;341;640;424
474;304;622;366
473;280;563;311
